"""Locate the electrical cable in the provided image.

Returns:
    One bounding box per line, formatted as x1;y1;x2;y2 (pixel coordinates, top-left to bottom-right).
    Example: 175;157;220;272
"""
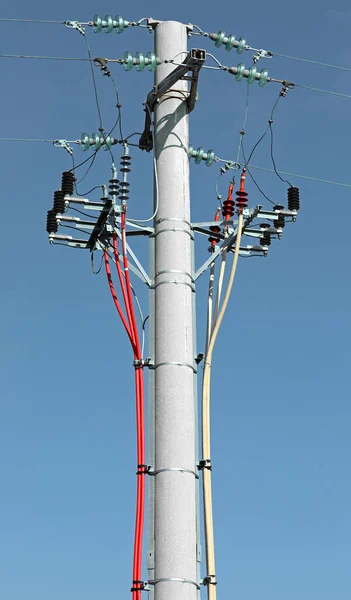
201;177;245;600
242;141;275;205
269;121;293;187
0;53;90;61
244;94;281;167
271;51;351;74
82;32;103;129
293;82;351;100
0;17;65;23
128;103;159;223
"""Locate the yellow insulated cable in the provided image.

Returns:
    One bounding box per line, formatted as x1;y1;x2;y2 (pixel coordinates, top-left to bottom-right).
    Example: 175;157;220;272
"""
202;211;244;600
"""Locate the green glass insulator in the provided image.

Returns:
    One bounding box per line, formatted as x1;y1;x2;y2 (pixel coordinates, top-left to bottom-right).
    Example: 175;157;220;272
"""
195;147;205;164
102;136;112;151
104;15;114;34
80;133;90;151
146;52;158;72
236;37;246;54
136;52;145;71
235;63;245;81
247;66;257;84
258;68;269;87
215;30;226;47
124;51;133;71
94;14;103;33
188;146;195;158
92;133;101;151
225;34;236;51
116;15;125;33
205;150;215;167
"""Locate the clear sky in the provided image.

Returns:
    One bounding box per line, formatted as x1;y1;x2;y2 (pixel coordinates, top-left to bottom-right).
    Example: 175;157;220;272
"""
1;1;351;599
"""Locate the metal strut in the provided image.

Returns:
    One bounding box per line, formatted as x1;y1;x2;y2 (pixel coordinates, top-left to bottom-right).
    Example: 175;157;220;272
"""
139;48;206;151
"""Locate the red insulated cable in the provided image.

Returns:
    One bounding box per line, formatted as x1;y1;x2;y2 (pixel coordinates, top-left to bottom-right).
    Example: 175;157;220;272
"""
104;251;135;347
112;233;137;351
120;211;146;600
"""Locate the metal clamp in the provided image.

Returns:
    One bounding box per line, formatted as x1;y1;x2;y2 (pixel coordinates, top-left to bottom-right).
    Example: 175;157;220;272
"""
149;467;199;479
150;280;195;292
151;227;194;240
64;20;85;35
198;459;212;471
148;578;201;590
156;217;192;228
202;575;217;586
156;269;194;282
152;360;197;373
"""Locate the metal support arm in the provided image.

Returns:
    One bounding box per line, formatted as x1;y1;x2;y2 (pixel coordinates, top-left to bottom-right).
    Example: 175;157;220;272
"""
139;48;206;151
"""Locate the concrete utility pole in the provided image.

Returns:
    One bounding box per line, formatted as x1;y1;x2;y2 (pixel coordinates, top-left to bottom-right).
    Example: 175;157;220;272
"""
152;20;198;600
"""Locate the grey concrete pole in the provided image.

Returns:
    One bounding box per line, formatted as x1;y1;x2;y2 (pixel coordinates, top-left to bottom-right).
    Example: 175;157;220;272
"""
153;20;198;600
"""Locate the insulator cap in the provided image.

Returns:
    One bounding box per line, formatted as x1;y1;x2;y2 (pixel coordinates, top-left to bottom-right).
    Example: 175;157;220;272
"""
53;190;65;214
61;171;76;196
46;209;58;233
275;214;285;229
288;186;300;212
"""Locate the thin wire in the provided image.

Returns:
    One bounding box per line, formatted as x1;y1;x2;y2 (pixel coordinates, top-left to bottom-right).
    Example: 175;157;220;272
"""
272;51;351;74
128;103;159;223
235;82;250;167
293;82;351;100
0;17;64;23
242;140;275;205
269;122;292;187
69;206;100;219
0;137;55;142
60;224;90;235
76;153;98;185
91;252;104;274
82;32;103;129
71;185;103;198
246;164;351;188
109;73;124;141
245;95;281;167
0;53;91;61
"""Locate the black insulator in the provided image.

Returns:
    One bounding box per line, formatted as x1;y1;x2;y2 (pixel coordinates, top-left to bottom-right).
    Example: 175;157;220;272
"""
53;190;65;214
61;171;76;196
288;186;300;212
260;232;271;247
46;209;58;233
120;154;131;173
275;214;285;229
109;178;119;197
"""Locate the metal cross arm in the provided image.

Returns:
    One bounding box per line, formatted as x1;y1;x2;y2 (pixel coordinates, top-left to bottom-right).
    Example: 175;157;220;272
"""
139;48;206;151
86;198;112;250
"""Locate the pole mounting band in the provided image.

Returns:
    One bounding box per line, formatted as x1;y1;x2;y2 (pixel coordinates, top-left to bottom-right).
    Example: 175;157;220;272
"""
155;269;194;282
150;280;195;292
148;578;201;590
149;467;199;479
151;227;194;240
152;360;197;373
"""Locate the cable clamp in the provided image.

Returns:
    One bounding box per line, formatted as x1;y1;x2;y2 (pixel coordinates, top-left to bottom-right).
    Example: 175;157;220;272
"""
53;139;73;156
133;358;144;369
64;20;85;35
198;459;212;471
131;580;146;592
136;464;151;475
252;49;272;63
202;575;217;586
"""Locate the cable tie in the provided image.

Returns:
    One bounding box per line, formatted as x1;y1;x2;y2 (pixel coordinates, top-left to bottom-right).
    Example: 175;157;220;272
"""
131;580;146;592
133;358;144;369
198;459;212;471
136;464;151;475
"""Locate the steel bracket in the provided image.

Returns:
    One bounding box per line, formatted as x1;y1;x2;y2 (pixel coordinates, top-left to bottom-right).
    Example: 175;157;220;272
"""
139;48;206;151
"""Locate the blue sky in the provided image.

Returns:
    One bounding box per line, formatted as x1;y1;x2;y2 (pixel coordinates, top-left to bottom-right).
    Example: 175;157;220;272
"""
1;1;351;599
